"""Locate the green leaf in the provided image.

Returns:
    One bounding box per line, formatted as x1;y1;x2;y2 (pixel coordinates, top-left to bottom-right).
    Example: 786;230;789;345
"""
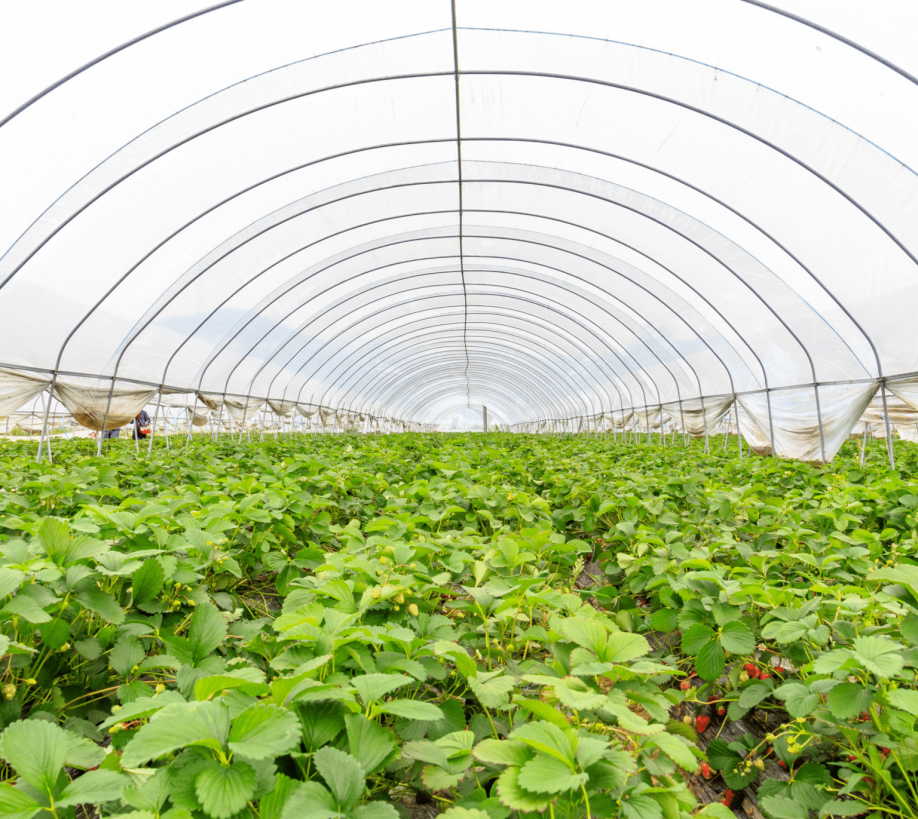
228;703;302;760
469;672;515;708
132;560;166;611
559;617;607;654
188;602;227;663
194;759;256;819
38;618;70;651
279;781;337;819
0;784;42;819
296;700;347;752
404;740;451;769
517;755;587;794
345;715;398;776
651;608;679;632
511;722;575;766
889;688;918;715
120;701;230;768
681;624;715;655
352;802;400;819
378;700;444;721
774;683;819;718
647;732;699;771
76;587;124;625
901;614;918;645
474;738;533;767
712;603;741;627
259;773;299;819
738;682;772;710
0;719;67;795
111;636;146;677
760;795;810;819
826;683;874;720
604;632;651;663
2;596;50;624
350;673;410;705
99;691;185;729
720;621;755;654
513;698;570;730
695;639;725;681
495;767;552;813
852;635;904;678
819;799;870;817
705;739;739;771
313;746;364;810
194;669;270;702
57;769;127;808
621;793;664;819
0;569;24;599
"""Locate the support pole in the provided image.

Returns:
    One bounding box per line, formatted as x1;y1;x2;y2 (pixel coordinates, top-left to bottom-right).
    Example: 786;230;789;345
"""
881;381;895;469
765;389;776;457
148;389;162;456
814;384;827;464
36;373;57;463
701;395;709;454
97;377;117;457
187;393;200;444
860;423;869;467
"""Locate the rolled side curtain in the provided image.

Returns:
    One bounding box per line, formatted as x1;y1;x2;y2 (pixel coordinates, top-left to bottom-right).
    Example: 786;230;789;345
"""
0;368;53;418
54;377;157;431
222;398;265;425
296;404;319;419
735;402;772;455
738;382;877;462
661;397;732;437
267;399;296;417
887;375;918;412
633;407;663;430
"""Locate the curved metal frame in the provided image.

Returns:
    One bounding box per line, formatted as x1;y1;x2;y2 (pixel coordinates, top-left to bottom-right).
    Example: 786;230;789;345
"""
7;4;914;454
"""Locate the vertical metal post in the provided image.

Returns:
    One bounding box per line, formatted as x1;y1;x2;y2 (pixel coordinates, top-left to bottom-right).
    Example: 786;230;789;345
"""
765;388;776;457
735;398;742;459
701;395;709;454
187;393;200;444
860;423;869;466
36;373;57;463
814;384;827;464
880;381;895;468
148;389;162;456
97;377;117;457
482;405;487;433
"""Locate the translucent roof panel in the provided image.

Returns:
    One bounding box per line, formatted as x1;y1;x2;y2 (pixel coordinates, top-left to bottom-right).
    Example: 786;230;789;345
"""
2;0;917;437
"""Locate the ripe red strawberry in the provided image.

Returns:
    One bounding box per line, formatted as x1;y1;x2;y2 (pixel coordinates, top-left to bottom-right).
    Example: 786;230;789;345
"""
743;663;756;672
695;715;711;733
722;789;736;808
774;666;785;674
701;762;713;779
881;748;890;755
847;755;856;762
778;760;787;769
717;707;726;716
680;680;692;691
749;668;761;679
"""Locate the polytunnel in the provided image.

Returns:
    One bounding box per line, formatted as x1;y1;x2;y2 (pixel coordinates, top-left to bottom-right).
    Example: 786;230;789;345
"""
2;0;918;462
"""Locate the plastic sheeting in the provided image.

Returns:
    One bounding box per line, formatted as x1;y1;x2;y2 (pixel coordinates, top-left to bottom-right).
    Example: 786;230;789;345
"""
0;369;51;419
2;2;918;453
54;379;158;431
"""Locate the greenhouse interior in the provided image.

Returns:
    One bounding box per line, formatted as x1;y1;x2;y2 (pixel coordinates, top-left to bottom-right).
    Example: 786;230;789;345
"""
0;3;917;819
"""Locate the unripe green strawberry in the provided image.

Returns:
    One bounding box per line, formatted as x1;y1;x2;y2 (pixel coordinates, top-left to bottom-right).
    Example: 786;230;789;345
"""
408;603;419;616
2;684;15;701
395;593;405;604
754;758;765;771
371;588;382;599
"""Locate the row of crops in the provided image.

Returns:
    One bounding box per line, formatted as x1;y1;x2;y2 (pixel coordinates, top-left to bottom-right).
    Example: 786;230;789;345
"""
0;432;915;819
